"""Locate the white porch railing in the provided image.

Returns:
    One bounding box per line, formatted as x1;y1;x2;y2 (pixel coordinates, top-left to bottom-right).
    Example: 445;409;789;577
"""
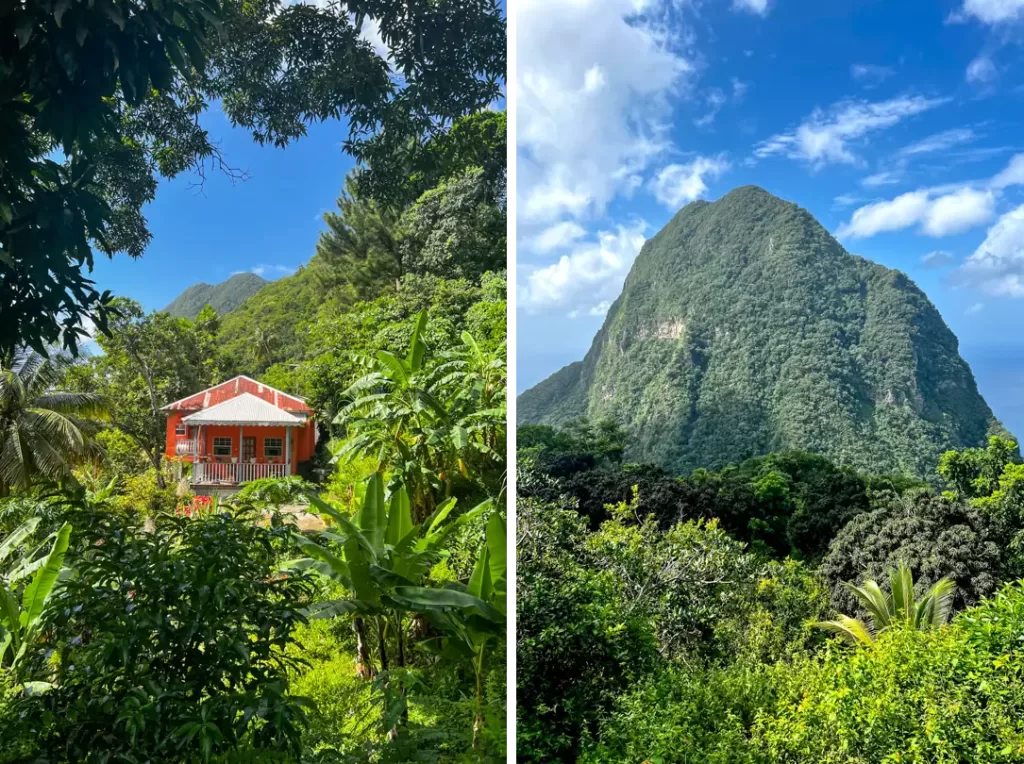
192;462;290;485
175;437;197;456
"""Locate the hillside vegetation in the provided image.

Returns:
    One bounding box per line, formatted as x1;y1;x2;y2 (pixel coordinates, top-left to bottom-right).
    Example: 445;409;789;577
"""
518;186;1006;478
163;272;267;318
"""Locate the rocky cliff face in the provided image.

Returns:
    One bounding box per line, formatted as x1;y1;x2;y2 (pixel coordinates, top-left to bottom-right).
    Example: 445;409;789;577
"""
518;186;1004;477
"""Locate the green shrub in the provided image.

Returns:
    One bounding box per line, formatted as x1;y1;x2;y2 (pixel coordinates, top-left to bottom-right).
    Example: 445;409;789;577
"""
582;664;771;764
757;623;1024;762
6;510;317;761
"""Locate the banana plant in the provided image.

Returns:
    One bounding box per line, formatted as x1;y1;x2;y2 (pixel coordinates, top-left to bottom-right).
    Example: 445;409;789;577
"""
405;511;507;749
285;472;501;737
0;520;72;675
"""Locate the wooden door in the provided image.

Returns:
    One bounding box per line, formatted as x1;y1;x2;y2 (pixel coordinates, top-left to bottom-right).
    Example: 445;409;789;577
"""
242;436;256;461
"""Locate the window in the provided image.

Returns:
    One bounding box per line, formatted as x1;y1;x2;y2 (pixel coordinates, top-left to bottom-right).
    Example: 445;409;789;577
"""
264;437;283;458
212;437;232;457
175;423;187;436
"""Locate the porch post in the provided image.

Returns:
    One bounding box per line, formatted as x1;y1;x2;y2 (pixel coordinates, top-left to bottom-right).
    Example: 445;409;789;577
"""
285;427;292;476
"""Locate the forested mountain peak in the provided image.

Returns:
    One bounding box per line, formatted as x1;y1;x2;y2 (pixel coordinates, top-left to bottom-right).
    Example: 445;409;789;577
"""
518;186;1006;478
164;272;268;319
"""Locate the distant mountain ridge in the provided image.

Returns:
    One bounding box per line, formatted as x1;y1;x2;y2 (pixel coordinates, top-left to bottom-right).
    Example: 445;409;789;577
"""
164;273;268;319
518;186;1006;478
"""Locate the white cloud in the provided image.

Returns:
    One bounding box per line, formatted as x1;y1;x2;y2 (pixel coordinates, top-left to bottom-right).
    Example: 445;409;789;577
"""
517;0;691;224
850;63;895;87
922;250;955;268
754;96;948;168
898;128;976;157
862;170;902;187
957;0;1024;24
238;264;295;278
966;302;986;314
733;0;770;15
650;155;729;208
732;78;748;100
519;222;648;313
957;204;1024;296
966;54;998;84
694;88;727;127
531;221;588;254
837;187;996;238
838;153;1024;239
991;153;1024;189
833;193;864;208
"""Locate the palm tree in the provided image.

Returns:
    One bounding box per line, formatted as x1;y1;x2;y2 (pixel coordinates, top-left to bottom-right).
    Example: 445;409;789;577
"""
250;327;278;370
815;564;956;646
0;350;108;495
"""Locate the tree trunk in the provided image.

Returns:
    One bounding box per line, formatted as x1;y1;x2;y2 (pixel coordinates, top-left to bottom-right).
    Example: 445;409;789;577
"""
472;649;486;750
353;617;374;679
377;618;401;742
395;611;409;728
150;449;165;489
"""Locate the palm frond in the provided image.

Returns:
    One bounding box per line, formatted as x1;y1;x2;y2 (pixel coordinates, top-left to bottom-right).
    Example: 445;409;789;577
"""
814;615;875;646
32;392;109;420
844;580;892;631
890;564;915;623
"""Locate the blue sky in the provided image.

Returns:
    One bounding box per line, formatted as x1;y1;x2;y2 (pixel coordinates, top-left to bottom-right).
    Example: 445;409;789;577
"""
516;0;1024;437
90;109;356;311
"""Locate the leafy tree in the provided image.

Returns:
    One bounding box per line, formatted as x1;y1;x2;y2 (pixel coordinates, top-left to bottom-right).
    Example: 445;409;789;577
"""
815;564;955;646
820;488;1001;613
938;435;1021;500
83;298;223;487
357;108;507;209
1;0;505;358
516;494;658;763
303;272;506;420
249;326;279;372
400;166;506;281
0;350;107;495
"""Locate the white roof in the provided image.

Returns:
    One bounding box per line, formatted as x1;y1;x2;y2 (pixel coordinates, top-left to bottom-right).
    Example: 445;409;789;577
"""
181;393;307;427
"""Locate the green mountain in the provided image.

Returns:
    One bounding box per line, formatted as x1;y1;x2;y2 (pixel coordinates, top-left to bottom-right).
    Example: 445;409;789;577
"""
518;186;1005;478
215;262;324;371
164;272;268;319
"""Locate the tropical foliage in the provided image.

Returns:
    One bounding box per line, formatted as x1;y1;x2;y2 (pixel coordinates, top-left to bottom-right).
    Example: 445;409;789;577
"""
519;422;1024;763
0;351;107;495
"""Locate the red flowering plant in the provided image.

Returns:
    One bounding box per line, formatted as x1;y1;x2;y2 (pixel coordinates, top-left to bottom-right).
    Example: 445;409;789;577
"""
175;494;213;519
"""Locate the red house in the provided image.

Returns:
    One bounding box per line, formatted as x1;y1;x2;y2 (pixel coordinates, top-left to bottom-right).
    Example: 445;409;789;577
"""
162;376;316;493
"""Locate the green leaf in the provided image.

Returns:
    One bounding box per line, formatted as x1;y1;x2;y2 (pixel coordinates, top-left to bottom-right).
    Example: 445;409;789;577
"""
0;518;40;566
54;0;71;27
406;310;429;371
485;512;507;587
390;586;495;613
376;351;409;385
344;535;378;604
291;537;352;588
305;599;367;619
425;497;458;536
467;542;491;601
19;523;71;628
356;473;387;553
384;485;413;547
